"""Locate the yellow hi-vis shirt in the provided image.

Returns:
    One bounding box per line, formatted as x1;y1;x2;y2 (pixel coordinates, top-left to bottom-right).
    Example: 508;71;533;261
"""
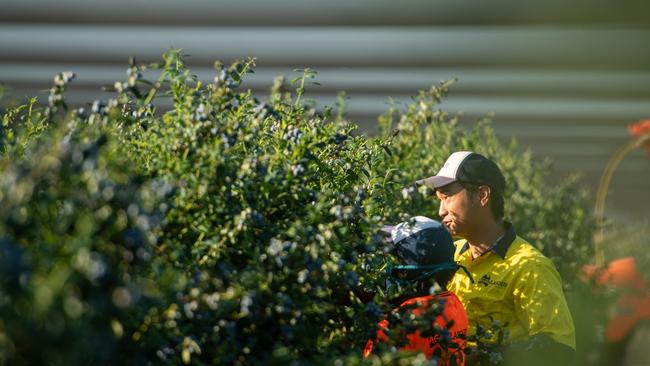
448;222;576;349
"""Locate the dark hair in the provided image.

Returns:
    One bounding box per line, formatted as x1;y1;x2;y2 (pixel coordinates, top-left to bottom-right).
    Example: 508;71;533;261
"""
490;190;505;219
433;268;455;289
460;182;505;220
414;269;455;292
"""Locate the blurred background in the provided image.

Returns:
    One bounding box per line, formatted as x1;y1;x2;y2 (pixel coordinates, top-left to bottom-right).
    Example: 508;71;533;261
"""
1;0;649;223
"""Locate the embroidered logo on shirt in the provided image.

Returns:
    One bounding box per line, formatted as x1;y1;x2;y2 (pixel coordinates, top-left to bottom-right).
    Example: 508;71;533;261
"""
478;274;507;288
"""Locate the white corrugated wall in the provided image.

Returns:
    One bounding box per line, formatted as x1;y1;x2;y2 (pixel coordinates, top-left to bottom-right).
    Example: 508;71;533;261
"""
1;0;649;222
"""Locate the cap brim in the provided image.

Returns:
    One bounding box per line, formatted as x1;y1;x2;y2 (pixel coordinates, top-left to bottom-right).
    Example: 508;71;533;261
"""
415;176;456;189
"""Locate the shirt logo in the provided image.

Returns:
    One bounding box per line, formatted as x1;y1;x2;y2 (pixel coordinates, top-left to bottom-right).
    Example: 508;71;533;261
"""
478;274;507;288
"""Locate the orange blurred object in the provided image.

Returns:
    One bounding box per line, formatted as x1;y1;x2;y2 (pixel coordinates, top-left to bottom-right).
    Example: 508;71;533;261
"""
628;119;650;154
363;292;467;365
582;257;650;342
628;119;650;136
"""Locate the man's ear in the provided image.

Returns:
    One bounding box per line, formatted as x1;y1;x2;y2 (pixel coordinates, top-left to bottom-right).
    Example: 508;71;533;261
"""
477;185;491;207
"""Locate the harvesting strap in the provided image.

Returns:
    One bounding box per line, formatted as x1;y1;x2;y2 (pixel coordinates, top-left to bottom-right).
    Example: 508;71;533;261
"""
387;263;474;284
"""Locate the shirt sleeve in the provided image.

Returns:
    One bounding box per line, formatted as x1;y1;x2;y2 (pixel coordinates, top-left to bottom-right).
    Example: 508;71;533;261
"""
511;258;576;349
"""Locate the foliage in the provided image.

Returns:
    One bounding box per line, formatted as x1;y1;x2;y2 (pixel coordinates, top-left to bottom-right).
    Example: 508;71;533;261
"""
0;123;170;364
0;50;595;365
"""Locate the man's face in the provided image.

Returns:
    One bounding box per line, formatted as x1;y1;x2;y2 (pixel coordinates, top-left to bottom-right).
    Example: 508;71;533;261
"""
435;182;478;238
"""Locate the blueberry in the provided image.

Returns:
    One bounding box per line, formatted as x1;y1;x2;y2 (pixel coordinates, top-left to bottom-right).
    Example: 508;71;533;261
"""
126;68;141;80
221;134;235;148
366;302;382;318
284;128;302;144
333;133;347;145
250;211;265;227
401;186;415;199
333;206;344;220
344;271;359;287
307;190;317;203
91;100;106;115
195;103;208;121
62;71;75;83
291;164;305;176
54;71;75;86
214;69;227;85
253;103;266;115
256;164;267;177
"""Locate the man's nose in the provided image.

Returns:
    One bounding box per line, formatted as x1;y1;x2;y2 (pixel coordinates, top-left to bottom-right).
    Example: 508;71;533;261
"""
438;200;447;218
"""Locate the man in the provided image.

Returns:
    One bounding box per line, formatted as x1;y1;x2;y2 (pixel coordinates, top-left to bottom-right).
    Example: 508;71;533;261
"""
363;216;468;365
582;257;650;366
417;151;575;365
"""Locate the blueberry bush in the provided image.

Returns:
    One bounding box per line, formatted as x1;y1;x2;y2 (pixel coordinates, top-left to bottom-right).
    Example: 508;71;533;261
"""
0;50;594;365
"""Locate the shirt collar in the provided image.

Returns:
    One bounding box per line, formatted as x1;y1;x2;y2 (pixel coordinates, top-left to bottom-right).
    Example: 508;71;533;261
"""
459;221;516;259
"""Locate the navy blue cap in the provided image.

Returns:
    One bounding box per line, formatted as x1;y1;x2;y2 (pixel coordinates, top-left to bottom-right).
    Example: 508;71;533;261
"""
389;216;455;266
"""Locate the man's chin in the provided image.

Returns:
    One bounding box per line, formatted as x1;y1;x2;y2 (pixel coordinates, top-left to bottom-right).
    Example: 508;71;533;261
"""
444;225;466;239
443;224;456;235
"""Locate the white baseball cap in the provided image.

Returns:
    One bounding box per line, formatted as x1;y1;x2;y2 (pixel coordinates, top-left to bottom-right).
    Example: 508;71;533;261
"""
416;151;505;193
